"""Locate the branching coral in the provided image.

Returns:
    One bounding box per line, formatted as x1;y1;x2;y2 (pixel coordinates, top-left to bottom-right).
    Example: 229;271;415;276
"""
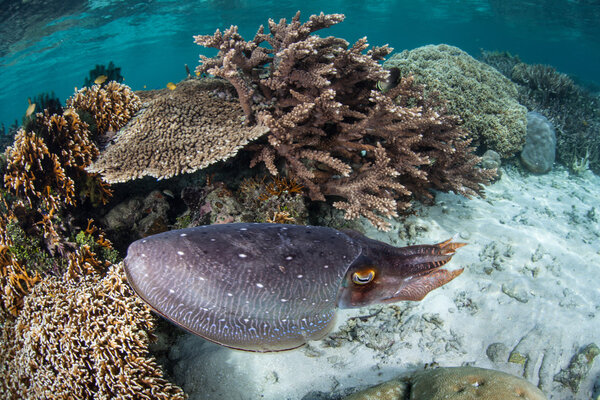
0;210;42;317
195;13;495;230
0;263;187;399
68;81;141;137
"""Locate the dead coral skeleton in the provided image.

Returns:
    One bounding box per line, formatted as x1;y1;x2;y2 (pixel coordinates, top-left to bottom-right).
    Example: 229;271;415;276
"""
195;12;495;230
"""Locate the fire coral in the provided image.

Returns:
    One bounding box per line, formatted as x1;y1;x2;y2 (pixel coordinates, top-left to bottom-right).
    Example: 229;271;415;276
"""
195;12;494;230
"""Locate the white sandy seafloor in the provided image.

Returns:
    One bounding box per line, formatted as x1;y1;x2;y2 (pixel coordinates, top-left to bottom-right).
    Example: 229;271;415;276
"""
167;166;600;400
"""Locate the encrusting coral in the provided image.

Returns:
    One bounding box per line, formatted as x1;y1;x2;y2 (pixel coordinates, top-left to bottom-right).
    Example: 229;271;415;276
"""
195;12;495;230
0;262;187;400
87;78;269;183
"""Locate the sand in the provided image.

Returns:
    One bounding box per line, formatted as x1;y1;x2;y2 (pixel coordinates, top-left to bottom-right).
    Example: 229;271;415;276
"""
168;165;600;400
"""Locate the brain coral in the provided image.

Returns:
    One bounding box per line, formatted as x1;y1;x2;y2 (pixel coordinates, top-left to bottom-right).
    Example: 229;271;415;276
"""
0;263;186;399
87;78;269;183
385;44;527;158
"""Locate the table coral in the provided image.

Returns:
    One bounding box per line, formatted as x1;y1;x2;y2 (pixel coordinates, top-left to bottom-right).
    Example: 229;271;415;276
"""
87;79;269;183
195;13;495;230
0;263;187;399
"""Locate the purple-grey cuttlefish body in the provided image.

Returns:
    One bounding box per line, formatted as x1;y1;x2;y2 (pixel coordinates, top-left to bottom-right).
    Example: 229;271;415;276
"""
124;223;465;352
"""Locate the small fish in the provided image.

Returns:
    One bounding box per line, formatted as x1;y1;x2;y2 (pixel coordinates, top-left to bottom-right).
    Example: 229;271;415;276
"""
195;71;201;77
94;75;108;85
25;98;36;117
377;67;400;92
124;223;465;352
166;82;177;90
143;85;147;89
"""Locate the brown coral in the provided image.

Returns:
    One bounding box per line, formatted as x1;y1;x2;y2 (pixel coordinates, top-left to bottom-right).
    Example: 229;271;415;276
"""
88;78;269;183
67;81;141;136
195;12;494;230
0;263;187;399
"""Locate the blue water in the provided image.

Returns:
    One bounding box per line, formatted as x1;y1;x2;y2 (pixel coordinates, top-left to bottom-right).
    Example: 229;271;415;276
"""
1;0;599;130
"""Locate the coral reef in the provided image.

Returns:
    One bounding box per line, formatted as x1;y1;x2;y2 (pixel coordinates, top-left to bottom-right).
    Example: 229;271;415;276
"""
479;49;522;79
479;51;600;174
0;263;187;399
87;79;269;183
510;62;600;174
385;44;528;158
195;13;494;230
1;87;121;316
67;80;141;138
179;176;308;227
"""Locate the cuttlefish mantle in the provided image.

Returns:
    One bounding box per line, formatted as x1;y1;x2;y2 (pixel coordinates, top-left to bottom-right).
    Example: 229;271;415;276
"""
124;223;465;352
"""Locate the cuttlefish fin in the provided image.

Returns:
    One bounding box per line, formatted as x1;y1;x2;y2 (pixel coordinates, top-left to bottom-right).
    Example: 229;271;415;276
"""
389;267;464;302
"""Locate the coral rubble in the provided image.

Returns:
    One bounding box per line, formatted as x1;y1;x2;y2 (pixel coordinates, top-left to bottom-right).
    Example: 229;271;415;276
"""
87;79;269;183
0;263;187;400
195;13;495;230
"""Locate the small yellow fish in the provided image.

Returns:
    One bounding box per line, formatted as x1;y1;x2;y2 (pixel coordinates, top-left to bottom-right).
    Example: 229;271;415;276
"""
94;75;108;85
26;98;36;117
143;85;147;89
195;71;201;77
166;82;177;91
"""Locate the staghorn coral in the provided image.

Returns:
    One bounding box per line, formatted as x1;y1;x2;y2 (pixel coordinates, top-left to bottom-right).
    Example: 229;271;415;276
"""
68;80;141;137
88;78;268;183
195;14;494;230
0;262;187;399
385;44;528;158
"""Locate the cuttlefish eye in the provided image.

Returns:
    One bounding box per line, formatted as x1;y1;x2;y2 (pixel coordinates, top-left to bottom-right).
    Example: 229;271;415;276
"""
351;268;375;285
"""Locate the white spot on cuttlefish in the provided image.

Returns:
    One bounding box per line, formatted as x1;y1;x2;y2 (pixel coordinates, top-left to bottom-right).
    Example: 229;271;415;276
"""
256;283;264;288
324;265;329;269
239;253;247;258
297;274;303;278
169;289;175;294
240;228;248;231
177;251;185;255
227;293;233;297
180;233;187;237
280;298;288;302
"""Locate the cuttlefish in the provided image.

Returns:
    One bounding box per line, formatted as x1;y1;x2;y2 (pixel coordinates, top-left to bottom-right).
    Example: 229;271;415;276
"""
124;223;465;352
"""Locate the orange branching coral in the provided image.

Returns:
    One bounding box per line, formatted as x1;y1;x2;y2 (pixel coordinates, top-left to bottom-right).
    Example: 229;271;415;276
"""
0;263;187;399
4;128;76;211
67;81;141;135
259;176;304;201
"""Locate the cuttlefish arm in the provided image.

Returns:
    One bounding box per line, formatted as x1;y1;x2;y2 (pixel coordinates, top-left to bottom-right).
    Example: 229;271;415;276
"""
391;238;466;301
